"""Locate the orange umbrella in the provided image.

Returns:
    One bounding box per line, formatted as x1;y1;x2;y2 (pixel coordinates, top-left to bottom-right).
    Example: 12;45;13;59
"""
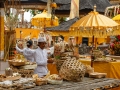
31;10;59;28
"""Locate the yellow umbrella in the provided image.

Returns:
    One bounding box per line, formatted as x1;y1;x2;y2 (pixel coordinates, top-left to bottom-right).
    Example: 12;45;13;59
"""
113;14;120;22
31;10;59;27
69;5;120;67
70;6;119;38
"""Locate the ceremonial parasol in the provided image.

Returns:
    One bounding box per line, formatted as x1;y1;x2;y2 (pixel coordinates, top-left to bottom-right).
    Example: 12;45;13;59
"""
69;5;119;67
31;10;59;47
113;14;120;24
31;10;59;28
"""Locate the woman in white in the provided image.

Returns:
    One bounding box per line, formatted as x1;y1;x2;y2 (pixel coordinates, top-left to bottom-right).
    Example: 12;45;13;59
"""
16;40;35;62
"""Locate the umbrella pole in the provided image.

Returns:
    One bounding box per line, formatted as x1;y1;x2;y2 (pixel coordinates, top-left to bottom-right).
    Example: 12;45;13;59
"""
91;35;95;67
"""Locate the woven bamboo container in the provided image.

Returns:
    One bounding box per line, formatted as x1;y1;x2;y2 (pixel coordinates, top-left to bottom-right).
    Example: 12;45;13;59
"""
59;57;86;82
55;59;65;72
10;65;34;78
55;52;73;72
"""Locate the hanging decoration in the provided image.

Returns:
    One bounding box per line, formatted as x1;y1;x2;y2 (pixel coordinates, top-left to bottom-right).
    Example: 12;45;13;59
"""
105;5;120;18
50;0;57;19
46;0;58;26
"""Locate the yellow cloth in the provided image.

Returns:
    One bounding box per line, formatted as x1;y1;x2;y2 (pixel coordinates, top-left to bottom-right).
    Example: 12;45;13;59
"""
109;62;120;79
15;28;71;38
112;14;120;21
80;59;120;79
47;63;58;74
15;28;41;39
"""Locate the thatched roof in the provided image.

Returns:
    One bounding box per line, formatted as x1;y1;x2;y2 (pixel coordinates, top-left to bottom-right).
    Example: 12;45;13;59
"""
17;0;70;4
17;0;111;13
40;0;70;4
57;0;111;12
46;17;79;31
40;0;111;12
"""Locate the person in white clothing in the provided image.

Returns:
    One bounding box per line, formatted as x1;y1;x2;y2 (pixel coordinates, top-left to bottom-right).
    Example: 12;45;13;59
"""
34;37;54;77
16;40;35;62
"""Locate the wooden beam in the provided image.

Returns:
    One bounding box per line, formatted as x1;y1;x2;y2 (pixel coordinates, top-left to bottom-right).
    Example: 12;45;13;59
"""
21;5;47;10
6;4;47;10
110;1;120;4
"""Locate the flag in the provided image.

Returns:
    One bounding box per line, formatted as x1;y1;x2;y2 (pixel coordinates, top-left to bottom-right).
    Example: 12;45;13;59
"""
69;0;79;19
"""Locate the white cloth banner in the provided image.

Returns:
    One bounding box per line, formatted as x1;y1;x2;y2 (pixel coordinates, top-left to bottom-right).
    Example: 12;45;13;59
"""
69;0;79;19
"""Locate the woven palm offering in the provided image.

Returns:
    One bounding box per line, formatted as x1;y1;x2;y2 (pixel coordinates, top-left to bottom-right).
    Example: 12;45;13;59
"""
92;50;103;59
92;50;116;62
46;74;63;84
33;74;47;86
59;57;86;82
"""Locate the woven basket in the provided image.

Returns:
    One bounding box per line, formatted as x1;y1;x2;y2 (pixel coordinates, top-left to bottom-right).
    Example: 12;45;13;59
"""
59;57;86;82
55;59;65;72
10;66;34;78
55;53;72;72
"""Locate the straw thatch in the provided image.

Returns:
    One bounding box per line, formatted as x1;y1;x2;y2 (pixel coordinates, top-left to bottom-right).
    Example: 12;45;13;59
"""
57;0;111;13
14;0;111;13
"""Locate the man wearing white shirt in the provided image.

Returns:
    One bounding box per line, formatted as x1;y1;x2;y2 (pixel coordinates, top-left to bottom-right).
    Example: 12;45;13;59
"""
34;37;53;77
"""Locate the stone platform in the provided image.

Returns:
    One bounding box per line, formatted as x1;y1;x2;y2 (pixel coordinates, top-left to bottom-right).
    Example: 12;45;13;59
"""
27;78;120;90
